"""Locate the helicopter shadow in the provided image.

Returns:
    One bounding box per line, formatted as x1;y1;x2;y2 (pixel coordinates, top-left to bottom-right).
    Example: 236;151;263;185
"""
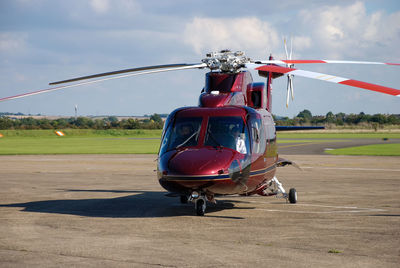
0;190;254;219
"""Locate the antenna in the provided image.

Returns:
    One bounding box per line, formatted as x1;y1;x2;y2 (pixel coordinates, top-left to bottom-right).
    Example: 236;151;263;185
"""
75;104;78;120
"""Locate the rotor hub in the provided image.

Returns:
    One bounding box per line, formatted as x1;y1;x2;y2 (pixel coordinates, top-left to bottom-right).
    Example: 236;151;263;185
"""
202;50;250;73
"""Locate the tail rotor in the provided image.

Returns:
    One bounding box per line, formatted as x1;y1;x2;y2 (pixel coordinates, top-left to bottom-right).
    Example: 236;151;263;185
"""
284;37;295;108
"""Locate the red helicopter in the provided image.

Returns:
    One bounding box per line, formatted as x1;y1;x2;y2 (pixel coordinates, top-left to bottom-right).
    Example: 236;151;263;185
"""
1;49;399;216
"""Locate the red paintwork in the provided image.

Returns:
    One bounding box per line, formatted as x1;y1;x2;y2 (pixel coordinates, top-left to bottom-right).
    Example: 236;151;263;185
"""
339;79;400;96
199;71;252;107
199;93;233;107
256;65;293;74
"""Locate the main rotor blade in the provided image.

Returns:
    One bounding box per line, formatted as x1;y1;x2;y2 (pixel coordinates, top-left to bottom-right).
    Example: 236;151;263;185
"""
0;63;207;102
254;65;400;97
50;63;205;85
253;60;400;65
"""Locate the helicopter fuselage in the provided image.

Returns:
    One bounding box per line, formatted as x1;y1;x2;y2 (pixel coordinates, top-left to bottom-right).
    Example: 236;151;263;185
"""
157;70;278;197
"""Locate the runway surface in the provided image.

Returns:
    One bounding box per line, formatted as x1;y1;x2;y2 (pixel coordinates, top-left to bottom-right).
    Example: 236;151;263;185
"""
0;140;399;267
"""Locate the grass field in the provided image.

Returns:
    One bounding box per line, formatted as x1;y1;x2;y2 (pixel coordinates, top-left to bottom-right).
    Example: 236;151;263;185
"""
326;144;400;156
277;132;400;139
0;129;162;155
0;129;399;155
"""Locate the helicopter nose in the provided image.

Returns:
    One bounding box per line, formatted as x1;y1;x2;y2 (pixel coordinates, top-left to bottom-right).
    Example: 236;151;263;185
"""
167;147;236;176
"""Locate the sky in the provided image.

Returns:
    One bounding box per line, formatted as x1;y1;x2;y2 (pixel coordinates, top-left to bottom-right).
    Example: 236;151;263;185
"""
0;0;399;117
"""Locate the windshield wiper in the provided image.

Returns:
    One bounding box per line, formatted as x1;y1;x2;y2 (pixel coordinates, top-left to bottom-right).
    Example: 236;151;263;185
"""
176;129;200;149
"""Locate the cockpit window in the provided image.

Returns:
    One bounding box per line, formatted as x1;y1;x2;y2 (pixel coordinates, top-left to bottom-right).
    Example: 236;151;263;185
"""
160;117;202;154
204;116;249;154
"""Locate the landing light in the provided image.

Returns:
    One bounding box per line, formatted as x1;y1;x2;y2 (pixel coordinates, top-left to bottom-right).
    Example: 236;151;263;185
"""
191;191;199;199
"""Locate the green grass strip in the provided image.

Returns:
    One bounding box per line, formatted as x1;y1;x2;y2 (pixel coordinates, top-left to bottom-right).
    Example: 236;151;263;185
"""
277;133;400;139
326;143;400;156
278;139;347;144
0;136;160;155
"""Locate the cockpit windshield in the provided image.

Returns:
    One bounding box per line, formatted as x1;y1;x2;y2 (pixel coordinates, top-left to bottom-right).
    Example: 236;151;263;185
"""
160;114;250;155
160;117;202;153
204;116;250;154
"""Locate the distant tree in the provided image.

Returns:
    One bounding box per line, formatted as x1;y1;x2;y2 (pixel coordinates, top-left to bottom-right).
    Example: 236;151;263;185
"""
150;113;163;124
296;109;312;124
122;118;140;129
20;117;39;129
345;113;358;124
105;116;118;123
387;114;400;124
371;114;386;124
37;119;52;129
335;112;345;125
75;117;94;128
93;119;106;129
0;117;13;129
311;115;325;125
325;111;335;123
297;109;312;120
52;118;69;129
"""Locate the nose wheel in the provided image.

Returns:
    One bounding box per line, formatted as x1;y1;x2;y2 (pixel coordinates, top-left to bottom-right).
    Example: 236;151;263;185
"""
195;198;206;216
188;192;208;216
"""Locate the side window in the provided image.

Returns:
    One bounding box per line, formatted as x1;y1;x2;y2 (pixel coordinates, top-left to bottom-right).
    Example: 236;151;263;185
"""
251;91;261;108
250;118;266;154
265;116;276;142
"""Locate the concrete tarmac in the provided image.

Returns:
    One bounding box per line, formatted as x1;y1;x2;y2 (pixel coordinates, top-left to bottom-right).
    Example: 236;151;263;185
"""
0;152;399;267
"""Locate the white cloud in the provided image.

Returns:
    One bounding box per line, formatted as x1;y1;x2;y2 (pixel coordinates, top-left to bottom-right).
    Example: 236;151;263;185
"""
0;33;27;53
88;0;141;16
300;2;366;53
298;1;400;60
292;36;311;51
362;10;400;49
90;0;110;14
183;17;280;56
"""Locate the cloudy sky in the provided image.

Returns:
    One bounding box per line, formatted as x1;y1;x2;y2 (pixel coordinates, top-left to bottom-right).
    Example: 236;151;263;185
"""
0;0;399;117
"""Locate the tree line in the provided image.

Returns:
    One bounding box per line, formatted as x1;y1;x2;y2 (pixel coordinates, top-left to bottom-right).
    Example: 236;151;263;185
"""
274;110;400;128
0;111;399;130
0;114;164;130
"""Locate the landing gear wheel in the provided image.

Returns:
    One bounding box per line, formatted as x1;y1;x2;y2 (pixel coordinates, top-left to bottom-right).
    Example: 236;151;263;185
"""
180;195;188;204
288;188;297;204
195;199;206;216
